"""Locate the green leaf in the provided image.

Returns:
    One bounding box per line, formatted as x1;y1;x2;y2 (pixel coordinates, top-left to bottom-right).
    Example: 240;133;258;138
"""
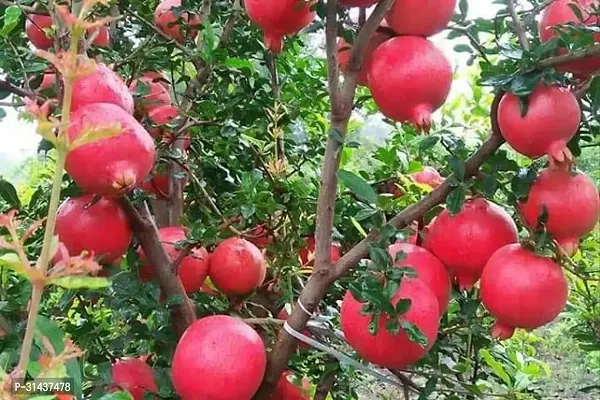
240;203;256;219
568;3;585;22
97;392;134;400
328;127;344;144
0;178;21;209
446;185;466;215
0;108;6;120
459;0;469;17
454;44;472;53
579;385;600;394
419;135;439;152
34;315;66;355
69;123;122;150
48;276;111;290
338;170;378;204
480;349;512;386
418;377;438;400
350;217;368;238
480;174;499;197
224;58;256;73
368;245;391;269
385;318;400;335
368;311;380;335
395;299;412;315
400;319;428;347
0;253;25;275
448;156;465;181
1;6;22;37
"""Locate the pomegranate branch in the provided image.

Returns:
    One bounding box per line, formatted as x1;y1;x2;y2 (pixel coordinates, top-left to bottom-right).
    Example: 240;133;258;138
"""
538;43;600;68
507;0;530;51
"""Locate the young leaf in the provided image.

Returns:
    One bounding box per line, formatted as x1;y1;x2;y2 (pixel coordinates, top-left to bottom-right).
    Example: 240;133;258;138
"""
0;179;21;209
0;253;25;275
400;319;428;347
395;299;412;315
69;123;122;150
338;170;378;204
48;276;111;290
0;6;22;37
385;318;401;335
446;185;466;215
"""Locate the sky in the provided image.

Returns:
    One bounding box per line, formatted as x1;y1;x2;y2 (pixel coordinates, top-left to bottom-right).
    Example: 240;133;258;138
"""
0;0;501;173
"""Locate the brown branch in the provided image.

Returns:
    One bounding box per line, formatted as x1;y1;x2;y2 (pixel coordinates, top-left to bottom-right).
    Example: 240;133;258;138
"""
314;359;338;400
538;43;600;68
0;0;46;14
0;79;37;100
507;0;530;51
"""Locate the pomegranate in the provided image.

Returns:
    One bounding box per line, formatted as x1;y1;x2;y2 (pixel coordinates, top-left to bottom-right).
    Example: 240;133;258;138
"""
244;0;316;54
154;0;201;43
298;235;341;267
138;226;209;294
277;306;311;349
130;77;171;114
424;198;519;290
338;27;394;86
208;237;267;296
26;14;54;49
339;0;379;7
142;71;170;88
111;358;158;400
148;104;178;129
171;315;266;400
340;278;440;369
411;167;443;189
39;72;56;91
247;225;274;249
271;371;309;400
388;242;451;314
65;103;155;196
368;36;452;131
71;63;134;114
497;83;581;162
88;25;110;47
480;244;569;339
142;169;189;199
385;0;457;37
519;168;599;255
539;0;600;77
55;195;132;263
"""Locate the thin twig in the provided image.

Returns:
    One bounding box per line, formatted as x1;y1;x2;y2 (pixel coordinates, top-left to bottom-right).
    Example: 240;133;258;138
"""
538;43;600;68
507;0;530;51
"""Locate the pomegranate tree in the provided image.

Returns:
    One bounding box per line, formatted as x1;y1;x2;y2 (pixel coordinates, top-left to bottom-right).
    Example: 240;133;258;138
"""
298;235;341;267
111;358;158;400
368;36;452;131
26;14;54;49
424;198;519;290
154;0;201;43
71;63;134;114
519;168;600;255
480;244;569;339
385;0;457;37
171;315;266;400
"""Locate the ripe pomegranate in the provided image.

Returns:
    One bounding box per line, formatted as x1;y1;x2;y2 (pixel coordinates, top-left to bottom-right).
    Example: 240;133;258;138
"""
55;195;132;263
111;358;158;400
424;198;519;290
171;315;266;400
148;104;178;129
88;25;110;47
272;371;309;400
298;235;341;267
130;77;171;114
247;225;274;249
338;27;394;86
142;169;190;199
497;84;581;162
138;227;209;294
540;0;600;77
208;237;267;296
411;167;443;189
480;244;569;339
71;63;134;114
386;0;457;37
339;0;379;6
277;306;311;349
388;242;451;314
154;0;201;43
341;278;440;369
368;36;452;131
244;0;316;54
519;168;599;256
142;71;170;88
65;103;155;196
26;14;54;49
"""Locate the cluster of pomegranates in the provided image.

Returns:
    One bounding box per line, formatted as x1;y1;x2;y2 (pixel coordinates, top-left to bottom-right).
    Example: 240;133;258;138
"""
26;12;110;50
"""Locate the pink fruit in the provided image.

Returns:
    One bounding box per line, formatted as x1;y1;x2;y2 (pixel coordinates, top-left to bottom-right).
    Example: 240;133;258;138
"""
480;244;569;339
142;71;169;88
39;72;56;91
71;63;134;114
26;14;54;49
340;278;440;369
208;237;267;296
247;225;274;249
368;36;452;131
272;371;309;400
171;315;267;400
148;104;178;127
244;0;316;54
339;0;379;7
111;358;158;400
385;0;457;37
65;103;155;196
497;84;581;162
130;77;171;114
154;0;201;43
298;235;341;267
519;168;599;256
539;0;600;77
88;25;110;47
142;169;190;199
138;227;209;294
424;198;519;290
388;242;451;313
56;195;132;263
411;166;443;189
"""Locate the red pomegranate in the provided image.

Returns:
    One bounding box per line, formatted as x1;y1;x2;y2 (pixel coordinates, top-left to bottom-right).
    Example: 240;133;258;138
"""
142;169;190;199
411;167;443;189
88;25;110;47
148;104;178;129
55;195;132;263
480;244;569;339
244;0;316;54
130;77;171;114
171;315;267;400
340;278;440;369
39;72;56;91
540;0;600;77
386;0;457;37
208;237;267;296
142;71;170;88
111;358;158;400
519;168;599;256
138;226;209;294
65;103;155;196
26;14;54;49
277;306;311;349
339;0;379;6
388;242;451;314
497;84;581;162
71;63;134;114
247;225;274;249
298;235;341;267
154;0;201;43
368;36;452;132
272;371;309;400
424;198;519;290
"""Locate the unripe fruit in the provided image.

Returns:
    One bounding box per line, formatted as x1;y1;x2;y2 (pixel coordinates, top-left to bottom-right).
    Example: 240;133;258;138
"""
272;371;309;400
298;235;341;267
208;237;267;296
26;15;54;49
424;198;519;290
154;0;201;43
66;103;155;196
56;195;132;263
385;0;457;37
111;358;158;400
519;168;599;256
497;84;581;162
171;315;267;400
368;36;452;132
411;166;443;189
71;63;134;114
244;0;316;54
341;278;440;369
388;242;451;314
339;0;379;7
130;77;171;114
88;25;110;47
480;244;568;339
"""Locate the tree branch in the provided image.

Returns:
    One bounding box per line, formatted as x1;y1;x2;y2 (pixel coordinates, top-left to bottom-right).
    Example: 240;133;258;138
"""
538;43;600;68
507;0;530;51
314;359;338;400
0;79;37;100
